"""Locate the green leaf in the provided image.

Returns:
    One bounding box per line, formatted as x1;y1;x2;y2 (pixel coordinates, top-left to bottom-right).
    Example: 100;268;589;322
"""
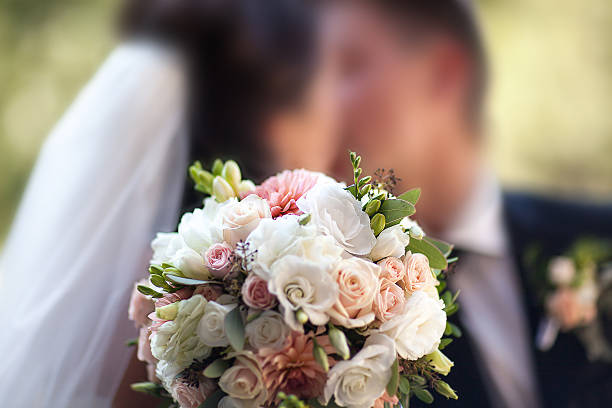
445;303;459;316
414;389;434;404
224;306;245;351
399;376;411;394
397;188;421;205
449;322;462;338
203;359;231;378
131;382;164;396
212;159;224;176
137;285;163;298
439;338;453;350
149;265;164;275
387;358;400;396
125;338;138;347
424;237;454;257
380;199;416;227
407;238;447;269
199;389;226;408
165;275;218;286
408;375;427;386
444;322;453;336
441;291;453;307
150;274;172;291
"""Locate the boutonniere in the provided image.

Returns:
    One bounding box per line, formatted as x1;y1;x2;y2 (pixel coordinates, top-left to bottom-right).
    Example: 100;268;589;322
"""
531;239;612;361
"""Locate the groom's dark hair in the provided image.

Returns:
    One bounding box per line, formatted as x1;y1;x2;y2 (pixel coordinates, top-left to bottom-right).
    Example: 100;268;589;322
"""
362;0;488;123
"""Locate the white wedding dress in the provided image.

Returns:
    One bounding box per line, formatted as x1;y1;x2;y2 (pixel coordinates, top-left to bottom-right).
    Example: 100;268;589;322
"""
0;41;189;407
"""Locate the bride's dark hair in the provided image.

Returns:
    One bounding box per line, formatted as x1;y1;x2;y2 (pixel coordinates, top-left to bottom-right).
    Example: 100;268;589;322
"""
121;0;318;197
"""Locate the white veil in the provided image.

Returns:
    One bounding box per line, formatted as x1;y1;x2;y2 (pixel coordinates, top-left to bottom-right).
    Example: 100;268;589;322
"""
0;41;188;407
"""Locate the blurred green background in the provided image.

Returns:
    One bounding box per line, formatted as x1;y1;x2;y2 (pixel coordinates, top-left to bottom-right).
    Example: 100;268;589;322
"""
1;0;612;244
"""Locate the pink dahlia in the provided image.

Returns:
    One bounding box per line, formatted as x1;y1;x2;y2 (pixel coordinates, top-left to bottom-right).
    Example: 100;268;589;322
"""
253;169;321;218
258;332;334;403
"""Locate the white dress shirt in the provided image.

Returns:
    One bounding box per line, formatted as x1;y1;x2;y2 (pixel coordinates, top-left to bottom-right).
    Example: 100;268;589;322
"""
442;172;541;408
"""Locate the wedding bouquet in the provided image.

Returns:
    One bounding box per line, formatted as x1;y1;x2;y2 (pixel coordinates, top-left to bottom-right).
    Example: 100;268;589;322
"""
128;153;461;408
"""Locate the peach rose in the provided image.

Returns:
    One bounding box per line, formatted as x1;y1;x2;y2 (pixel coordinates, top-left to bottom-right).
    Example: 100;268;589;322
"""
328;258;380;328
136;328;158;382
194;284;224;301
204;242;233;279
377;257;406;283
128;280;155;328
403;253;436;293
242;274;277;310
374;279;406;323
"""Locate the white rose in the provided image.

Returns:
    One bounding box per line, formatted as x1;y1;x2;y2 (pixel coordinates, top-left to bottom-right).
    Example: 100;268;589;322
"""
287;234;344;268
220;195;272;247
269;255;339;331
549;256;576;286
377;291;446;360
150;295;212;370
246;216;308;280
245;311;289;350
297;183;376;256
219;351;267;408
324;334;396;408
369;225;410;262
178;198;225;253
197;301;237;347
171;247;211;280
151;232;185;264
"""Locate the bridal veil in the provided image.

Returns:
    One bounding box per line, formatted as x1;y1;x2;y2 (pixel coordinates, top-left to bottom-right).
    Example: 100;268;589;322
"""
0;41;188;407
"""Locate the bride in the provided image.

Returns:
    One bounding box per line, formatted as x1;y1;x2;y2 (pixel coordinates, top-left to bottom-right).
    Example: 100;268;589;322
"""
0;0;339;406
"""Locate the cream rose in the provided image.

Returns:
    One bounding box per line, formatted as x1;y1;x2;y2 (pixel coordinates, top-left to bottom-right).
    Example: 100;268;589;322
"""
269;255;338;331
374;279;406;323
220;195;271;246
150;295;212;371
219;351;268;408
324;334;396;408
197;301;237;347
403;252;436;293
377;257;406;283
377;291;446;360
297;183;376;256
328;257;380;328
369;225;410;261
245;311;289;350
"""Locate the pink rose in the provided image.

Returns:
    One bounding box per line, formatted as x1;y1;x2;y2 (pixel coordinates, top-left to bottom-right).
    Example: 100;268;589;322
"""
155;287;194;308
204;243;234;279
242;274;277;310
194;284;224;301
328;258;380;328
377;257;406;283
171;378;217;408
374;279;406;323
137;328;156;366
128;280;155;328
403;253;436;293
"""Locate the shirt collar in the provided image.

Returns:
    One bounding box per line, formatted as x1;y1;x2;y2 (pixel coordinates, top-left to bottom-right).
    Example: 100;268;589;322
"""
441;170;508;258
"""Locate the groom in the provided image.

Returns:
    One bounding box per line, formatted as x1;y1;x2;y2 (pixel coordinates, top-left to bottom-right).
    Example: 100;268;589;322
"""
323;1;612;407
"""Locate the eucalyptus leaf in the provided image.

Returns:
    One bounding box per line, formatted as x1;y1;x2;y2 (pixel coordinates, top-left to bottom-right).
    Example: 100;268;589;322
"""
397;188;421;205
199;389;226;408
203;359;231;378
165;275;219;286
386;358;400;396
407;238;447;269
380;199;416;227
224;306;246;351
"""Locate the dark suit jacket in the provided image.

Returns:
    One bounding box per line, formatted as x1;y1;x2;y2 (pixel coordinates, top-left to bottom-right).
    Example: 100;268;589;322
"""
419;192;612;408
